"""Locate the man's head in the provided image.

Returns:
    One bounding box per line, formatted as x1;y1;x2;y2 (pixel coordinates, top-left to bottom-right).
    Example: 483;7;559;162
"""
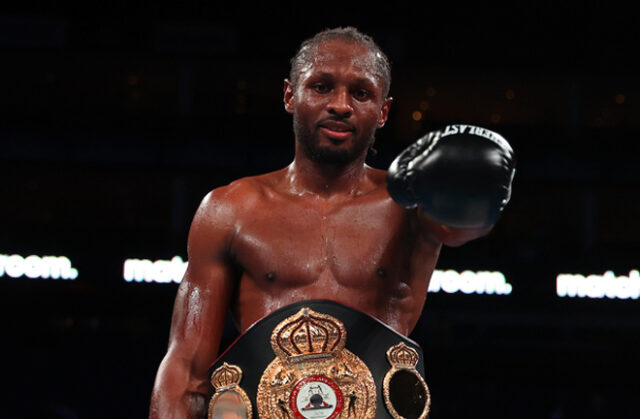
284;27;393;166
289;27;392;98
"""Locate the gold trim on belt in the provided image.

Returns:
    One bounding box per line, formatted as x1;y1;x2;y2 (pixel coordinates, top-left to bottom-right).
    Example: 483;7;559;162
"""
382;343;431;419
208;362;253;419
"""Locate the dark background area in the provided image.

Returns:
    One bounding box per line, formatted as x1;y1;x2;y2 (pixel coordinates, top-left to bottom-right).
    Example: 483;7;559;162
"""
1;2;639;418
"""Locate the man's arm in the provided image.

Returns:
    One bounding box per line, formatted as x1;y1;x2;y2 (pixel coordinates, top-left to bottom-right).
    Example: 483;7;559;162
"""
421;212;494;247
149;189;237;419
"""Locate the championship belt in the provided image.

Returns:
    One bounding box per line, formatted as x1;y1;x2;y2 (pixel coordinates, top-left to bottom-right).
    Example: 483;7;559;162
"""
207;300;430;419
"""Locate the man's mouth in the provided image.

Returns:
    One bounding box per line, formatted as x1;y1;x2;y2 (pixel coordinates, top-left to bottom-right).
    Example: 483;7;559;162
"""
318;120;354;141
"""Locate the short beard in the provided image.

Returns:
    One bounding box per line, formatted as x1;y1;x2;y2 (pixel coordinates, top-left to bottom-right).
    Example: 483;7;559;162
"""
293;115;375;165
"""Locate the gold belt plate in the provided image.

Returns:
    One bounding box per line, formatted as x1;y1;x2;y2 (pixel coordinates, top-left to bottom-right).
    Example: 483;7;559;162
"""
208;362;253;419
257;307;376;419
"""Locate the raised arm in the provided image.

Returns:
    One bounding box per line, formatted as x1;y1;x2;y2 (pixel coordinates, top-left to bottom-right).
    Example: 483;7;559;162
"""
420;212;494;247
149;189;237;419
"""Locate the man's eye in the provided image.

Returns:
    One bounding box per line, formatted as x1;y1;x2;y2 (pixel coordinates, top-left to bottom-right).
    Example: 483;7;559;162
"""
354;89;370;100
312;83;329;93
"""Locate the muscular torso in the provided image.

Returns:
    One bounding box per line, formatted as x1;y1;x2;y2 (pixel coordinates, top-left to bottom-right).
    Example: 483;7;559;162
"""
220;167;442;335
148;164;488;419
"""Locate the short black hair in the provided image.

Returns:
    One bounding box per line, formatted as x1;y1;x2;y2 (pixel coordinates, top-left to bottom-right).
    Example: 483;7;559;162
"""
289;27;392;98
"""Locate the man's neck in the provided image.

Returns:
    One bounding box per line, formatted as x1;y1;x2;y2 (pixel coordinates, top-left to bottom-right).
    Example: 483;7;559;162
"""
286;153;370;198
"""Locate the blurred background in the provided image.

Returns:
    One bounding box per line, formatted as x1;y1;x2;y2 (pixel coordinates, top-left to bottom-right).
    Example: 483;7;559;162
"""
1;2;638;418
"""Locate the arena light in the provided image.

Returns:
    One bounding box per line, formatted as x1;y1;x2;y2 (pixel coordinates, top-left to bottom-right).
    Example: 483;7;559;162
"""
123;256;188;284
428;269;512;295
556;270;640;299
505;89;516;100
0;253;78;280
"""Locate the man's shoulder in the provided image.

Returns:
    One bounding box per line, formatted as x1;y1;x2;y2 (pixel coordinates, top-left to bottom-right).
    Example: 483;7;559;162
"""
365;166;388;187
200;169;287;212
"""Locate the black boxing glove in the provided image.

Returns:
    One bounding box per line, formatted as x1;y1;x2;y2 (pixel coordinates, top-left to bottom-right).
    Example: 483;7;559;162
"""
386;124;516;229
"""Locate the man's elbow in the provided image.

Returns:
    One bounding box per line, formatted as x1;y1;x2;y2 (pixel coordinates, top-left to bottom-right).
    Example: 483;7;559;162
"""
441;224;494;247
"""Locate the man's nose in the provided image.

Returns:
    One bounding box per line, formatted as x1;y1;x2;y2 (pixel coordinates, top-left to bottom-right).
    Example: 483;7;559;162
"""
327;88;353;117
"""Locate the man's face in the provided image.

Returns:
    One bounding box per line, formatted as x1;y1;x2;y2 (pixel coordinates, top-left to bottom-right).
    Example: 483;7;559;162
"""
284;39;392;165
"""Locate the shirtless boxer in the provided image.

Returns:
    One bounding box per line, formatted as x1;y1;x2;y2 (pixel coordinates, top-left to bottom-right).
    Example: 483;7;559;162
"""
149;27;515;419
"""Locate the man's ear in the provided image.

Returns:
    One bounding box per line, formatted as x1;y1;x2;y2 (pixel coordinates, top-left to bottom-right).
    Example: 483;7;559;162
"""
283;79;295;114
377;97;393;128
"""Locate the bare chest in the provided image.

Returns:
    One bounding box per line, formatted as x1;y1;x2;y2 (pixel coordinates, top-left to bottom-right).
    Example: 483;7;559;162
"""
232;197;416;288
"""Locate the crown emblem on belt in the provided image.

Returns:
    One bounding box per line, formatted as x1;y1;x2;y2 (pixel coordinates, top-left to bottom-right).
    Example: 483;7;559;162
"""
270;307;347;362
210;362;243;390
386;342;419;368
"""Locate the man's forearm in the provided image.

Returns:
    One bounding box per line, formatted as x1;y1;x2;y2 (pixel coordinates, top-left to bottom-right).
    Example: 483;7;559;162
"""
149;354;208;419
149;391;206;419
